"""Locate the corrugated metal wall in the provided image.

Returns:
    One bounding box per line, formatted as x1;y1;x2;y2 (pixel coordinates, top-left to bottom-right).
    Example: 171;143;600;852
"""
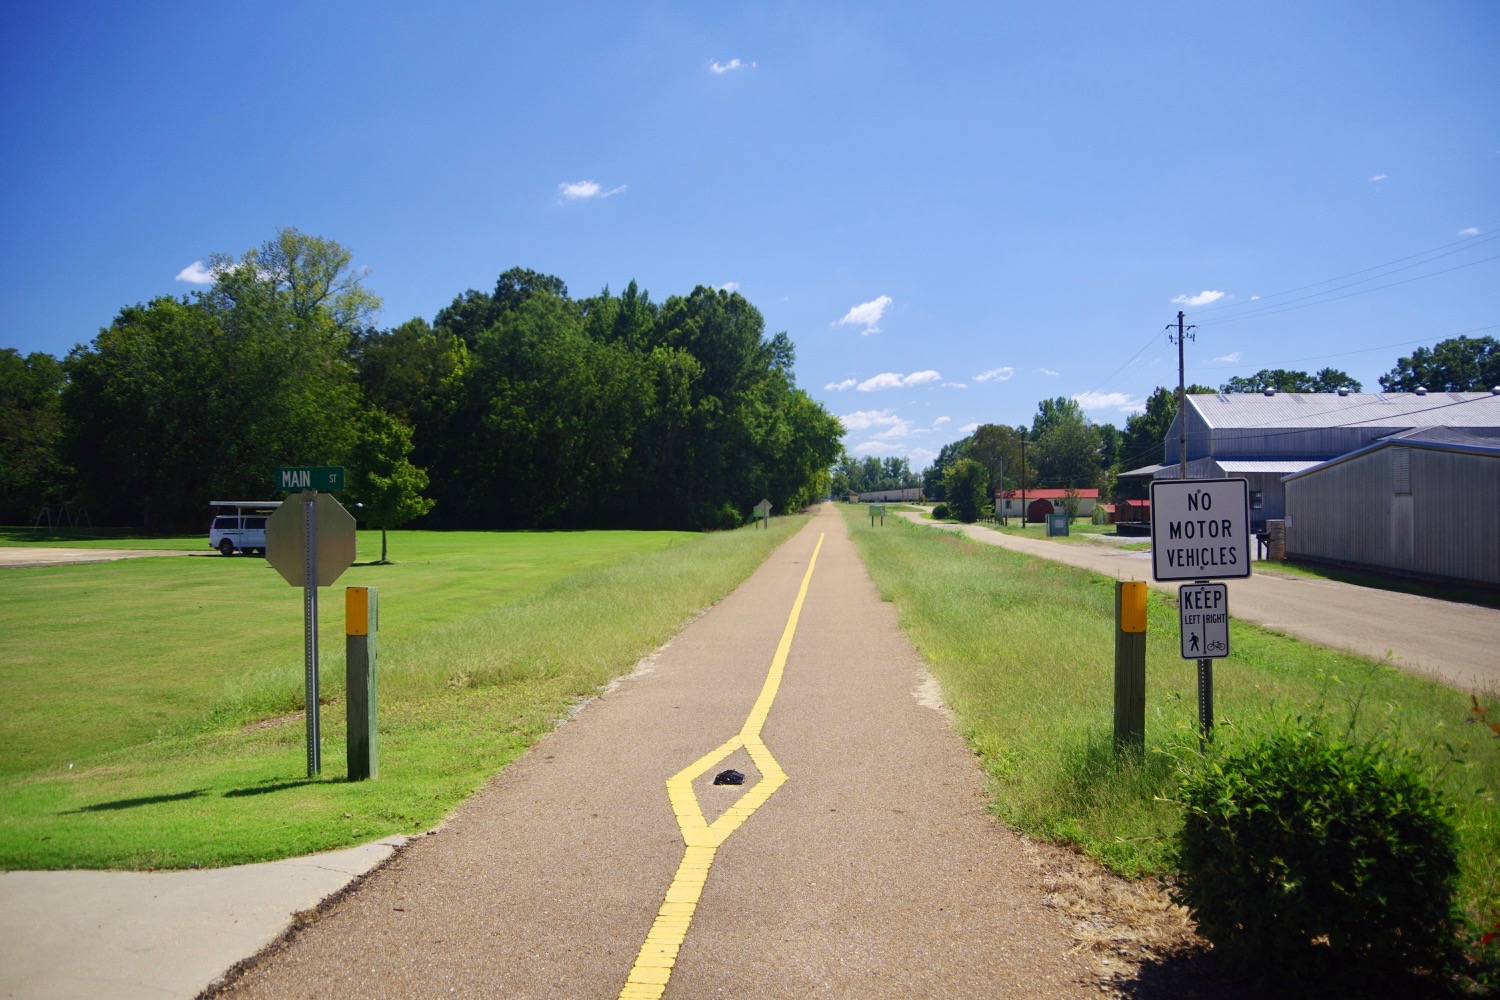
1286;445;1500;585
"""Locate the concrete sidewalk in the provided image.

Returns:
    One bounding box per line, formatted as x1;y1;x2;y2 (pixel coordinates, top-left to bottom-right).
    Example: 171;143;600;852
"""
899;512;1500;692
0;836;405;1000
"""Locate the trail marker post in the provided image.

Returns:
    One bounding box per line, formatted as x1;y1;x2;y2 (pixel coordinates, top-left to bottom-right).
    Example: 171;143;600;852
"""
753;498;772;529
345;586;378;780
265;481;356;776
870;504;886;526
1149;478;1250;745
1114;581;1147;753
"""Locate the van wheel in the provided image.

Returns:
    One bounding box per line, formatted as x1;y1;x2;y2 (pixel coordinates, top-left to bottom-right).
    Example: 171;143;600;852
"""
219;540;235;556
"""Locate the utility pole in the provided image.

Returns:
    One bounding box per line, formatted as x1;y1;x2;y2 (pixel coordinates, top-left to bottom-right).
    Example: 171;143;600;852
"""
1019;430;1028;525
1168;311;1196;480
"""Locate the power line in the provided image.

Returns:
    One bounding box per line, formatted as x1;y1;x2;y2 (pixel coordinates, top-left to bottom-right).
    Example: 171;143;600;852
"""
1192;324;1500;372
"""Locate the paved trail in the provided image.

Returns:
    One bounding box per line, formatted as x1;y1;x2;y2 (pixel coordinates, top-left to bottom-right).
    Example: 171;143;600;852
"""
217;504;1096;999
899;513;1500;692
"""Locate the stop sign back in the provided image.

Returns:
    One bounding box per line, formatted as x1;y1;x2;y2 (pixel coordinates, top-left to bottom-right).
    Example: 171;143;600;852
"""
265;491;357;587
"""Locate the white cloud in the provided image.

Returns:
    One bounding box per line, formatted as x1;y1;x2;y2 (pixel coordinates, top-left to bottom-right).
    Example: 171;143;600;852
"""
1172;290;1225;307
1073;391;1144;412
933;416;951;426
942;381;968;389
1370;173;1389;182
838;409;903;431
558;180;626;201
974;366;1016;383
175;260;219;284
709;58;756;74
1460;227;1480;236
1249;295;1261;301
856;370;941;392
718;281;739;292
907;447;937;465
835;295;892;335
1038;368;1060;377
825;378;857;391
959;423;979;434
1212;351;1243;363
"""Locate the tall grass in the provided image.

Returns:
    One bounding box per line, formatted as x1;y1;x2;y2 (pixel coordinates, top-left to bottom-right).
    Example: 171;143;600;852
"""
843;509;1499;937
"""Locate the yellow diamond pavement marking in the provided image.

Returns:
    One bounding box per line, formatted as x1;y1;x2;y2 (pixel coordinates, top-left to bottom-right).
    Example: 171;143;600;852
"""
618;532;825;999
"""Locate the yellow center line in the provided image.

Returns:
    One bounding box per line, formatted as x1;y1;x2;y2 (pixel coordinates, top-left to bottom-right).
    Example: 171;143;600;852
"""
618;532;825;1000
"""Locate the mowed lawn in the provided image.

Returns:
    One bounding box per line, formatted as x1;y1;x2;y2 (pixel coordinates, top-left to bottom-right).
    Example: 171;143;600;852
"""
0;523;805;869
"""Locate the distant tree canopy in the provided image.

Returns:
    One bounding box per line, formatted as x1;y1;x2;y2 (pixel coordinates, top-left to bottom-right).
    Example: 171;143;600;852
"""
831;454;919;497
0;349;68;523
36;239;840;532
1379;335;1500;392
1219;368;1361;394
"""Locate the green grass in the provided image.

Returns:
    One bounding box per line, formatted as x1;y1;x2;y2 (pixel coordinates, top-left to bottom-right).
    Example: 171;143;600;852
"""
0;521;806;869
840;508;1499;948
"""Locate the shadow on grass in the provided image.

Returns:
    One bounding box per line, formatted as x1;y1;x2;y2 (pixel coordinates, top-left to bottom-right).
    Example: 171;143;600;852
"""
222;780;320;797
68;789;206;813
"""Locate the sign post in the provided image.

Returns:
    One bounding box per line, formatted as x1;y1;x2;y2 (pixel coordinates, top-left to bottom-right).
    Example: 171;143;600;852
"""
870;504;886;526
265;479;356;777
1149;478;1250;744
753;498;772;529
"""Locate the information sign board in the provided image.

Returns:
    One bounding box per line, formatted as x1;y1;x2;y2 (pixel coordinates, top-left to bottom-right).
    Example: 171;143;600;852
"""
1178;583;1229;659
1148;478;1251;582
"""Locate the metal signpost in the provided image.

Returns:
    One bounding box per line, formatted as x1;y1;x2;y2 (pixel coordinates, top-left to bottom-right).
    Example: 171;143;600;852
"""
869;504;886;526
265;479;356;776
1149;478;1250;743
753;498;772;529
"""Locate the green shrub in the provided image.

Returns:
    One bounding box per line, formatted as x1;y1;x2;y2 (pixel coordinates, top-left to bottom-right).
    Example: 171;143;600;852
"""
1174;720;1460;981
931;503;950;520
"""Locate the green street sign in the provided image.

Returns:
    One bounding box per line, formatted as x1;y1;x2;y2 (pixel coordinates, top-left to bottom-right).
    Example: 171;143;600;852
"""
275;466;345;492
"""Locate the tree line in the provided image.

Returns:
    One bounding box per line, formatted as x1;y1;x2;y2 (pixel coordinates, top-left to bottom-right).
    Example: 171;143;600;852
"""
913;337;1499;518
0;229;842;532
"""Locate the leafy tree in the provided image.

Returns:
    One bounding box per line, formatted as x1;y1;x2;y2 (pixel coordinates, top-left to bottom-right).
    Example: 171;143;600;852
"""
921;436;974;501
1032;411;1103;490
0;350;69;523
351;318;469;426
1220;368;1361;393
1096;422;1121;471
1379;335;1500;392
62;229;367;528
1031;396;1087;440
347;410;435;563
941;458;988;523
1118;385;1215;476
969;423;1022;496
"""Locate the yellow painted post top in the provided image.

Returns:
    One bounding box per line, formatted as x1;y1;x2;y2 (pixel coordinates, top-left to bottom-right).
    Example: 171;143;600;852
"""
346;587;369;636
1119;581;1147;633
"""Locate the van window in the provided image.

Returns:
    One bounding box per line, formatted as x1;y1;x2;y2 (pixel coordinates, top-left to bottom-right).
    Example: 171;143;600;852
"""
213;516;239;529
245;517;267;529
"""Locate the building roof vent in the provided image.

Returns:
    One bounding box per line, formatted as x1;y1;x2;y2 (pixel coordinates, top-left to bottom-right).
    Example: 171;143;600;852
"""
1337;387;1350;396
1415;386;1428;396
1263;387;1276;396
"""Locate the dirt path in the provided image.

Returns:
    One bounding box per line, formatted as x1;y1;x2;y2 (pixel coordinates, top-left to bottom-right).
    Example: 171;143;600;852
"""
899;514;1500;692
0;547;202;568
214;504;1102;998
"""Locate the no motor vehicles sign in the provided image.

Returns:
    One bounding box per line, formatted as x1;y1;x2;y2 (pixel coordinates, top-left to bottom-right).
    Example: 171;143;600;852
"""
1149;478;1251;582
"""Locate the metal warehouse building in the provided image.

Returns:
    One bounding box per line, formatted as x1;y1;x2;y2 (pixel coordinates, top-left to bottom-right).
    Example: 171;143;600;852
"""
1283;428;1500;587
1121;390;1500;532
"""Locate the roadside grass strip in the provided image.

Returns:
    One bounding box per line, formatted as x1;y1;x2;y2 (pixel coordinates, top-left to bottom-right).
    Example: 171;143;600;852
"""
620;532;823;1000
0;521;806;869
840;508;1500;943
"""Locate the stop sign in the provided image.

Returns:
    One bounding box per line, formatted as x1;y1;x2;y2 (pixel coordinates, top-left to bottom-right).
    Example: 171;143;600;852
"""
265;491;357;587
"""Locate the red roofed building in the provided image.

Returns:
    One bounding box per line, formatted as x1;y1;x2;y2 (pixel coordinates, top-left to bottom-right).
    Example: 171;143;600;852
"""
996;488;1100;520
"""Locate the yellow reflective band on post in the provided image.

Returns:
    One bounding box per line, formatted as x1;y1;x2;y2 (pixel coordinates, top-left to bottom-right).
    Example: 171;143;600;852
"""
1119;580;1147;633
346;587;369;636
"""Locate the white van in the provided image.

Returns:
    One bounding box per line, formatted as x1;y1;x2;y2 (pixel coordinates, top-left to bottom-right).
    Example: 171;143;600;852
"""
208;501;281;556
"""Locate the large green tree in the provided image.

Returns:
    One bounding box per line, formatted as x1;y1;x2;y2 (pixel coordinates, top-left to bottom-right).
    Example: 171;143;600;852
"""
942;458;989;523
1032;409;1103;490
0;349;68;523
1378;335;1500;392
62;230;369;528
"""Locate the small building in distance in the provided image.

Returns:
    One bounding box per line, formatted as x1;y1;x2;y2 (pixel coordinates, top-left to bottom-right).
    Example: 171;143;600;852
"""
1283;427;1500;587
857;487;922;503
997;488;1100;520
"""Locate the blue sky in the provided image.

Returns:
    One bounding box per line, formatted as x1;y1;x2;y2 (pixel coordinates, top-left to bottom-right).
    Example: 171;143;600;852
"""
3;2;1497;469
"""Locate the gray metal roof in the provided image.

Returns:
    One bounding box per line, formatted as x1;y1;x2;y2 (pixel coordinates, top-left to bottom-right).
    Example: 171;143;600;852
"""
1216;459;1322;474
1188;392;1500;431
